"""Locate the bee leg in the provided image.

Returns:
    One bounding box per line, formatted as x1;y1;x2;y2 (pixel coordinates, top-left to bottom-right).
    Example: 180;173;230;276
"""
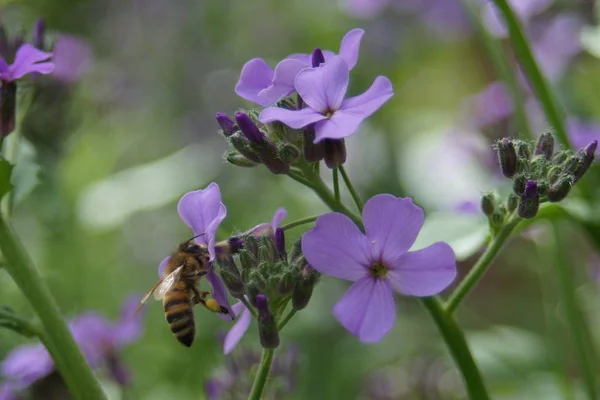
190;287;209;306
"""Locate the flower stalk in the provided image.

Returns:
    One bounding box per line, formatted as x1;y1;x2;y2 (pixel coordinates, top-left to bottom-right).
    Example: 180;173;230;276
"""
0;216;106;400
247;348;275;400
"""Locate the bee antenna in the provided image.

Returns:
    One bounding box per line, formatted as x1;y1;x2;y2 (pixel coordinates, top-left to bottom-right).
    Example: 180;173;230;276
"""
187;232;207;242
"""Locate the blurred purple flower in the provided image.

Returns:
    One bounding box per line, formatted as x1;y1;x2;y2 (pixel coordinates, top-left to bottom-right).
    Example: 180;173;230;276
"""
567;118;600;154
340;0;390;19
157;183;233;317
235;29;364;106
0;44;53;83
481;0;553;37
260;56;393;143
302;194;456;342
247;207;288;238
50;35;93;83
461;82;513;129
0;295;144;398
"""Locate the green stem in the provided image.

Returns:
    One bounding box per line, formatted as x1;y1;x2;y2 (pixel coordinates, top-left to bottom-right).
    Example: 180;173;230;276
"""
0;217;106;400
280;216;318;231
247;348;275;400
550;223;599;399
421;298;490;400
0;307;40;338
490;0;570;148
338;165;363;212
277;309;296;331
333;168;340;203
445;216;521;314
240;296;258;320
286;171;314;188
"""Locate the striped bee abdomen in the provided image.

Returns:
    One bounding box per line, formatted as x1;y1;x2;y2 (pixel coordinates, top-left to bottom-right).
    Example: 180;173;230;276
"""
163;282;195;347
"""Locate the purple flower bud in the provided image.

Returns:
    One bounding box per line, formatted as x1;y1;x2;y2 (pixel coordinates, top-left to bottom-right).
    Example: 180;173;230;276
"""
33;19;45;50
303;125;326;162
277;272;295;296
324;139;347;169
228;132;262;163
518;180;540;219
0;82;16;138
574;140;597;181
106;354;130;386
256;294;279;349
235;112;264;144
547;175;573;202
497;138;517;178
311;48;325;68
216;112;237;137
534;131;554;160
275;228;286;259
292;264;319;310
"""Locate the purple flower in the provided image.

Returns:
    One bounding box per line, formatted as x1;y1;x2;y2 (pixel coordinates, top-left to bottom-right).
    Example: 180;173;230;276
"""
301;194;456;342
235;29;364;106
481;0;553;37
461;82;513;129
259;56;393;143
50;35;93;83
0;295;144;398
157;183;233;317
247;207;288;237
0;43;54;83
567;118;600;153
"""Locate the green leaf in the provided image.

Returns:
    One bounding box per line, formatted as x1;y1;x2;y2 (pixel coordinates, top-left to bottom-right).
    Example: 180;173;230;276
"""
0;156;13;201
412;211;489;261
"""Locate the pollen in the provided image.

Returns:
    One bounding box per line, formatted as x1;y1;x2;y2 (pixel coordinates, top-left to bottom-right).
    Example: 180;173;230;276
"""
369;262;388;279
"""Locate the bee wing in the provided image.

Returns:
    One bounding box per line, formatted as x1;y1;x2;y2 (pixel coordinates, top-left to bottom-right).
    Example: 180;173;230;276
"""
134;266;184;316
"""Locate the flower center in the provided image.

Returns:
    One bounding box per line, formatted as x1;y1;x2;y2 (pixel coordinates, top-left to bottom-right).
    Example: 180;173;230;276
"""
324;109;334;118
369;262;388;279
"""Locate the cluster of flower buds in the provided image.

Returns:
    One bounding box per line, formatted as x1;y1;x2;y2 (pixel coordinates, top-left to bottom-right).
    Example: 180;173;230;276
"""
206;344;298;400
215;229;320;349
488;132;597;221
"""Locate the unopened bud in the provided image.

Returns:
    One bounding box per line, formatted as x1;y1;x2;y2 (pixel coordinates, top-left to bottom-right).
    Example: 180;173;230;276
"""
226;151;258;167
235;112;264;144
547;175;573;202
562;155;580;176
497;138;517;178
547;166;561;184
279;143;300;164
247;284;260;307
518;180;539;219
245;236;259;259
516;142;531;161
229;133;262;163
480;193;495;216
216;112;237;137
0;82;16;138
259;142;290;175
239;249;257;271
537;181;548;197
311;48;325;68
324;139;347;169
219;268;245;298
574;140;597;181
490;208;506;228
275;228;286;259
506;193;519;212
513;175;527;195
551;151;567;165
277;272;296;296
292;265;319;310
258;236;277;264
289;239;302;263
303;125;326;162
534;131;554;160
256;294;279;349
251;271;266;292
33;19;45;50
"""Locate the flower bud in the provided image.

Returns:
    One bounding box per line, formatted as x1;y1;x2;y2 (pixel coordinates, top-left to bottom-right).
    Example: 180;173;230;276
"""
518;180;539;219
480;193;495;216
235;112;265;144
279;143;300;164
226;151;258;167
216;112;237;137
551;151;567;165
256;294;279;349
218;257;245;298
245;236;259;259
228;133;262;163
537;180;548;197
0;82;16;138
573;140;597;181
516;141;531;161
547;175;573;202
324;139;347;169
239;249;257;271
497;138;517;178
258;236;278;265
292;264;319;310
311;48;325;68
546;165;561;184
534;131;554;160
277;272;296;296
33;19;45;50
288;239;302;263
490;205;506;228
260;144;290;175
562;155;580;176
513;175;527;195
275;228;286;259
506;193;519;212
251;271;266;292
303;125;326;162
247;284;260;307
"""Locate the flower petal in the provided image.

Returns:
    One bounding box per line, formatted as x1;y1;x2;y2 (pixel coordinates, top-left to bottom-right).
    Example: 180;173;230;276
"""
295;55;349;113
313;111;364;142
0;57;8;74
223;306;252;354
387;242;457;296
235;58;274;106
338;28;365;69
363;194;424;261
207;268;234;319
8;44;54;80
177;183;227;261
332;277;395;342
257;59;307;104
286;53;311;64
158;256;170;278
339;76;393;117
0;383;16;400
1;344;53;387
112;294;146;347
271;207;288;230
259;106;326;129
301;212;371;281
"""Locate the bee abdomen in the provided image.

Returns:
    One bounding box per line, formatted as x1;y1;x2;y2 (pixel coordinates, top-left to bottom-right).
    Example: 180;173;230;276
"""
164;292;195;347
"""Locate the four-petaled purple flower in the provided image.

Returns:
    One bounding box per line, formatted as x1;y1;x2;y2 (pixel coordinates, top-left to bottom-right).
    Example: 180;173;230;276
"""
235;29;364;106
0;295;144;399
259;56;393;143
0;43;54;83
223;208;287;354
157;183;234;317
301;194;457;342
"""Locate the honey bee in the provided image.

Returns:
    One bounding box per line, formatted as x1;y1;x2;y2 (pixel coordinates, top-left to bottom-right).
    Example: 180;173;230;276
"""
136;239;231;347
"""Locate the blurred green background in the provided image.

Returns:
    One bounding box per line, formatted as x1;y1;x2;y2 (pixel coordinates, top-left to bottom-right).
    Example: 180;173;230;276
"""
1;0;600;399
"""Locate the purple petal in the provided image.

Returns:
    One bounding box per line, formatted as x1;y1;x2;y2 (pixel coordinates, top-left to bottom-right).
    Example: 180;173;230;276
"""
271;207;288;230
295;56;350;113
112;294;145;347
259;106;326;129
0;57;8;74
339;76;393;116
257;59;307;104
106;355;130;386
8;44;54;80
387;242;457;296
223;306;252;354
301;212;371;281
69;313;112;367
363;194;424;262
313;112;364;142
235;58;274;106
177;183;227;261
207;268;234;319
338;28;365;69
1;344;53;387
332;277;395;342
158;256;170;278
51;35;93;82
286;53;311;64
0;384;16;400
